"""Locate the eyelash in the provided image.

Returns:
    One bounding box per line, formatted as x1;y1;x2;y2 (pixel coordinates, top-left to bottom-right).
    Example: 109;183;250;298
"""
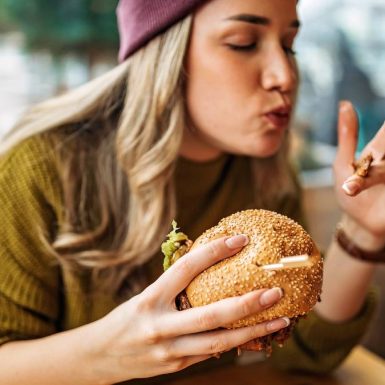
227;43;297;56
284;46;297;56
227;43;256;52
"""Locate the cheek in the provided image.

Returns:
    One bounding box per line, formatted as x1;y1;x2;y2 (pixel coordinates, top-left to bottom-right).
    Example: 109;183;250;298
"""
185;43;257;133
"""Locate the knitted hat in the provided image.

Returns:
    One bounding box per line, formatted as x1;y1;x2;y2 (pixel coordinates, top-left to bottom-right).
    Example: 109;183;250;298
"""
117;0;208;62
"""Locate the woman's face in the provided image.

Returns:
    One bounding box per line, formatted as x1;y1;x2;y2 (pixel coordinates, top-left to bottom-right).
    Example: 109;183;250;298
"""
181;0;299;161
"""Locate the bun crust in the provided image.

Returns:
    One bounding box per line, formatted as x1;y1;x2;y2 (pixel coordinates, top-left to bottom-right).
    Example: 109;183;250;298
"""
185;209;323;328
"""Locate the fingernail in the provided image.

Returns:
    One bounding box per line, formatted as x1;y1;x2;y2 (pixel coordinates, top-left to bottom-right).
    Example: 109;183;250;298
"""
260;288;283;307
342;180;360;196
225;235;249;249
267;317;290;332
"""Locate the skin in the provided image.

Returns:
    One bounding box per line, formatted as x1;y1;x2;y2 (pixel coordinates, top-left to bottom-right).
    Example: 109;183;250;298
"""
180;0;382;324
0;0;382;384
0;4;295;384
314;103;381;322
0;236;288;385
181;0;298;161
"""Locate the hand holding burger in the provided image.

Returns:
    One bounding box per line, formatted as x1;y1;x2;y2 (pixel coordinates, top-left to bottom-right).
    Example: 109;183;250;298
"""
93;230;291;382
162;209;323;355
91;211;322;382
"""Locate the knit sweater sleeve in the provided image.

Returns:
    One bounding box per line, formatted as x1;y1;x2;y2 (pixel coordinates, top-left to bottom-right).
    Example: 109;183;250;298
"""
270;291;376;374
0;135;63;345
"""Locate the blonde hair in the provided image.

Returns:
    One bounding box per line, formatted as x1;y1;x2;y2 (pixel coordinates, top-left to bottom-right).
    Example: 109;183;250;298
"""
1;15;297;293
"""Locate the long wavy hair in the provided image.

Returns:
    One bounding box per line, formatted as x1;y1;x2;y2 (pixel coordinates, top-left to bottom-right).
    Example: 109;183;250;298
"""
0;15;296;294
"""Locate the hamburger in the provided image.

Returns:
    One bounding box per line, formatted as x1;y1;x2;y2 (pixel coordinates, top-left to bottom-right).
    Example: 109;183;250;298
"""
161;209;323;355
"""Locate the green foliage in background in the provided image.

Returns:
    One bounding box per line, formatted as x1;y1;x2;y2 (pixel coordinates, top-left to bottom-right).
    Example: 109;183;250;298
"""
0;2;14;32
1;0;119;53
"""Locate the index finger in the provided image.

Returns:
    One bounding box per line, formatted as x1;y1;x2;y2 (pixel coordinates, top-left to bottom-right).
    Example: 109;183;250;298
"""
154;235;249;304
335;101;359;170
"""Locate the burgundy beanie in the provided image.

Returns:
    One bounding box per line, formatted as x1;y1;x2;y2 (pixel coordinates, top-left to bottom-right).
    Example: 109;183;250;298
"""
117;0;208;62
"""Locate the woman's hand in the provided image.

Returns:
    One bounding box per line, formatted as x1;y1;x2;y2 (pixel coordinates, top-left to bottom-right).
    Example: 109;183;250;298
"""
91;235;287;384
334;101;385;249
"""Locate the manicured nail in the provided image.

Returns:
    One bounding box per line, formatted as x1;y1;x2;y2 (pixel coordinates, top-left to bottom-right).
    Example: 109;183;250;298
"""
267;317;290;332
342;180;360;196
260;288;283;307
225;235;249;249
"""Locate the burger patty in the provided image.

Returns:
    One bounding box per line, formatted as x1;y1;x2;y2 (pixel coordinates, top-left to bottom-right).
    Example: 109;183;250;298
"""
176;290;301;356
176;290;192;311
238;316;301;356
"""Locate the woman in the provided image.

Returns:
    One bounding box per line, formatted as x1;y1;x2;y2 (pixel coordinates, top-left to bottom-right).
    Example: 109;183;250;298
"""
0;0;383;383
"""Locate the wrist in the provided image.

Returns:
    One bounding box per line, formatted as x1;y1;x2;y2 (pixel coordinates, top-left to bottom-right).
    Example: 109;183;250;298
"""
339;215;385;252
335;215;385;263
77;320;115;385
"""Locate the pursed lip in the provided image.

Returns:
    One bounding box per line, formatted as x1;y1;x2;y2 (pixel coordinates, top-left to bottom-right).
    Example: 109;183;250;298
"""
263;105;293;129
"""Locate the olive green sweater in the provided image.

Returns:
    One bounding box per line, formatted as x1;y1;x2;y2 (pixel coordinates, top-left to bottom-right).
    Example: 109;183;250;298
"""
0;135;376;383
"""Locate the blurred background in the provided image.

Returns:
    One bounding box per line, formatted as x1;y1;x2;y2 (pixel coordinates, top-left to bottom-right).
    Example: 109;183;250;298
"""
0;0;384;359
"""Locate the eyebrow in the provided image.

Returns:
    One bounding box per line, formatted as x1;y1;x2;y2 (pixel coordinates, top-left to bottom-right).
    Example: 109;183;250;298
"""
225;14;301;29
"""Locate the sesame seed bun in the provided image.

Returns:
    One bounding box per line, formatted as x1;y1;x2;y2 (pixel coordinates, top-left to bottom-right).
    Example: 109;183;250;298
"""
185;209;323;329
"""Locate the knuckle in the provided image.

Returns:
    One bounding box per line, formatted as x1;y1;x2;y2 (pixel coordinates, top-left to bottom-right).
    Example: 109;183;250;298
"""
141;284;158;300
143;324;162;345
197;310;217;330
134;289;158;313
134;298;153;314
206;241;221;260
169;358;188;372
154;345;174;363
258;322;271;338
209;338;228;354
238;296;254;317
262;323;271;337
250;324;265;339
173;258;193;277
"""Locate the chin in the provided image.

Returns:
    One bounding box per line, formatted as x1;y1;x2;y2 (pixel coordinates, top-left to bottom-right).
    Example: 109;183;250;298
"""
245;141;283;158
238;130;286;158
225;145;280;159
211;134;285;159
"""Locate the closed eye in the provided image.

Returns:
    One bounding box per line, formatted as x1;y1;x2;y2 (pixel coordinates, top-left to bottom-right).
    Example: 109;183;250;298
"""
227;43;257;52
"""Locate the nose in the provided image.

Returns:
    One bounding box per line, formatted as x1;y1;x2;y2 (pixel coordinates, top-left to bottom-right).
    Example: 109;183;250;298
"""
260;47;298;93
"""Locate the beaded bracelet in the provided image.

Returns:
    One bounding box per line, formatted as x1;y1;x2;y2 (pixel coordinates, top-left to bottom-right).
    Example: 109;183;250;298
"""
335;225;385;263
